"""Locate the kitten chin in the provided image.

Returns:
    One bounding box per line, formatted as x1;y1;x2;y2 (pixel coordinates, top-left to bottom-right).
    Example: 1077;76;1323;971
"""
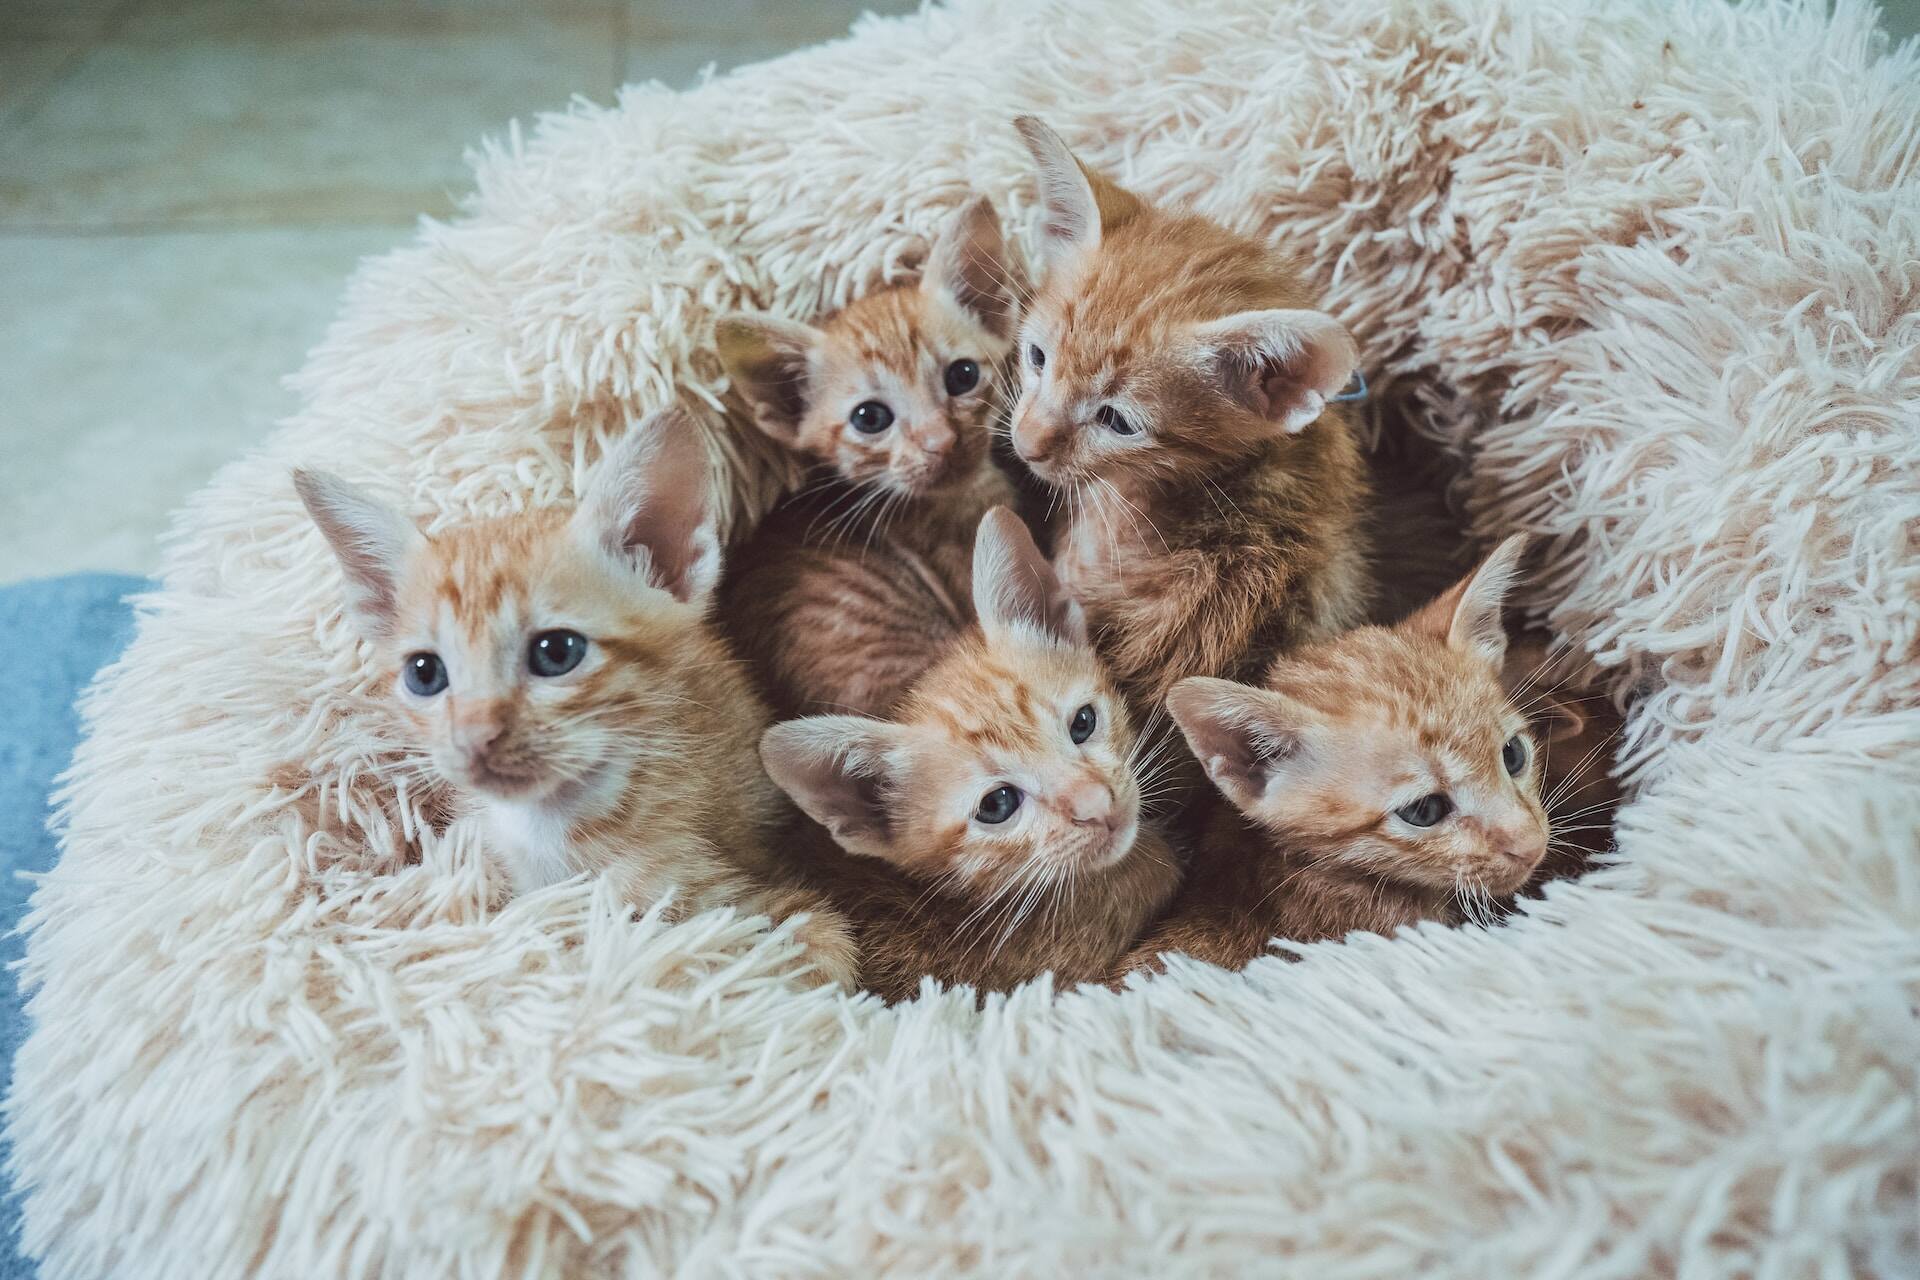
761;508;1183;1004
714;195;1024;720
295;409;855;988
1006;117;1373;720
1119;538;1552;980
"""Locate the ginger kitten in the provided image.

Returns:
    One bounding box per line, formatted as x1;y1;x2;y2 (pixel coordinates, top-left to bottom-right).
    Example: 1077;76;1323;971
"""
760;508;1182;1003
1008;117;1372;712
714;196;1023;718
295;409;852;979
1120;537;1547;976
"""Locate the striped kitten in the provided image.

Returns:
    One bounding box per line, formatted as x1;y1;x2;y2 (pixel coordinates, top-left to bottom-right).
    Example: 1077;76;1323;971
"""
1121;537;1546;976
295;409;853;980
714;196;1022;719
761;508;1181;1003
1008;117;1372;714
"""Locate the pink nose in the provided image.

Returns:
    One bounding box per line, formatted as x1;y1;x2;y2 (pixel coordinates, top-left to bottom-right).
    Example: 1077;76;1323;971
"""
1498;828;1547;871
917;425;955;458
1064;779;1114;828
450;705;506;758
1013;411;1058;464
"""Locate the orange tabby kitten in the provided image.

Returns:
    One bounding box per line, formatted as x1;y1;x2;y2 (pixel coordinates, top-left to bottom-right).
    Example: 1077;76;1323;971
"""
714;196;1022;718
295;408;852;979
1119;537;1545;976
760;508;1181;1003
1007;117;1372;713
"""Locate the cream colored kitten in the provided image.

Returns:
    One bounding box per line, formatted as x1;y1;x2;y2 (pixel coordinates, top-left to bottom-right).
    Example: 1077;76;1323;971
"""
295;408;853;979
760;508;1181;1003
714;196;1022;718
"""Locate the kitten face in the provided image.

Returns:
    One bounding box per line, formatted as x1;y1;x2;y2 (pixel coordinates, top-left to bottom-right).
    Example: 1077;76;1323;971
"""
295;407;725;815
1006;117;1358;490
763;508;1153;896
718;195;1020;499
1171;537;1550;898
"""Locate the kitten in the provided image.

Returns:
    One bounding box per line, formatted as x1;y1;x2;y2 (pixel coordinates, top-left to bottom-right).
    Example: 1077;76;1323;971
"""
759;507;1181;1003
294;408;853;979
714;196;1023;719
1007;117;1372;713
1119;537;1546;976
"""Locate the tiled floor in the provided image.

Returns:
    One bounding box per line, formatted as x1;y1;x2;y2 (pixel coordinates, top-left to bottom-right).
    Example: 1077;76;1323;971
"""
0;0;917;583
1;0;1916;584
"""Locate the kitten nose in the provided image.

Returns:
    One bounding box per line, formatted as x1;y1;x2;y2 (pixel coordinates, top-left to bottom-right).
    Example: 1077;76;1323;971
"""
450;702;507;756
1012;412;1056;464
916;423;955;458
1498;827;1547;871
1064;779;1114;828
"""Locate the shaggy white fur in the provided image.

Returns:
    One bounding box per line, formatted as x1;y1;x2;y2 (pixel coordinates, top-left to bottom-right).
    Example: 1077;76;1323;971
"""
10;0;1920;1275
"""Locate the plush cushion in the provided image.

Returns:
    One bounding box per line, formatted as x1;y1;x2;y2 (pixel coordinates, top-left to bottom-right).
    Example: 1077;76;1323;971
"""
7;0;1917;1275
0;574;145;1280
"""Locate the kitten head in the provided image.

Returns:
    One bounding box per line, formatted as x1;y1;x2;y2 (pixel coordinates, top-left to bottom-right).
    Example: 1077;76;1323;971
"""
1169;536;1549;898
1006;116;1359;489
760;507;1148;897
716;195;1020;498
295;407;727;813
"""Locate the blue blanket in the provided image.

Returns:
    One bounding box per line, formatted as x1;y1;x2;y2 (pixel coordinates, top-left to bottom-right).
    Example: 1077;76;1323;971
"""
0;574;147;1280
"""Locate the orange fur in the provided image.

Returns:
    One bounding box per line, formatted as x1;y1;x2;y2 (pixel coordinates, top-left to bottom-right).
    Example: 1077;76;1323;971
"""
716;196;1022;717
296;410;856;983
762;509;1182;1003
1007;119;1373;715
1121;538;1546;977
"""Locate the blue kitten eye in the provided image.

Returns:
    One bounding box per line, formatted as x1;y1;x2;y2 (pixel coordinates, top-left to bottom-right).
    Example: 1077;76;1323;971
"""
849;401;894;434
1028;344;1046;371
1095;405;1137;436
404;651;447;696
944;359;980;396
1395;794;1452;828
975;784;1023;824
1069;703;1097;744
528;629;587;677
1502;734;1529;777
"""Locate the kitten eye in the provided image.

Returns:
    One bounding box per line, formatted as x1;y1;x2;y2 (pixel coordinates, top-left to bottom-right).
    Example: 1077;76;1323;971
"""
1095;405;1137;436
1068;703;1097;744
848;401;894;435
1027;344;1046;371
975;784;1023;825
1501;734;1529;777
943;359;981;396
528;629;587;677
1395;794;1453;828
403;652;448;697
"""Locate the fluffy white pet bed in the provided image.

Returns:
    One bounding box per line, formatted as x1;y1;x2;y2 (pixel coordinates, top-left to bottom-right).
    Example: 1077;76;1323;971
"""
12;0;1919;1274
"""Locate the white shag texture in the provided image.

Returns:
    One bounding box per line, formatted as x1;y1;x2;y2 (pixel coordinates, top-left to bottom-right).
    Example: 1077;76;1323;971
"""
11;0;1920;1274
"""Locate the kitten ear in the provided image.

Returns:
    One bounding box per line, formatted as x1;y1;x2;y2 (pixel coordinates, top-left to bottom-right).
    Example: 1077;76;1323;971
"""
971;506;1085;648
1013;116;1144;264
293;468;427;642
760;717;910;861
1406;534;1527;668
715;313;819;445
923;195;1018;338
1188;309;1360;435
572;406;724;607
1166;677;1316;814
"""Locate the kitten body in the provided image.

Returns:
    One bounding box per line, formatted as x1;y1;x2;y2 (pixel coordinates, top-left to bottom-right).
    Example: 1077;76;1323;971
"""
1009;118;1372;712
296;410;853;979
1121;538;1547;977
762;509;1182;1003
716;197;1022;718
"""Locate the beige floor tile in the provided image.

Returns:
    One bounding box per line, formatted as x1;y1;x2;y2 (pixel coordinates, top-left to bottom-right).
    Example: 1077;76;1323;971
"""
117;0;617;39
0;0;130;40
623;35;798;91
0;227;406;579
625;0;922;44
0;23;618;229
0;42;83;128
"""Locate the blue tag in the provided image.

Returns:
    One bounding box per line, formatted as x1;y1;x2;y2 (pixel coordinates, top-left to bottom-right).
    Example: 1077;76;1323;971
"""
1330;370;1369;403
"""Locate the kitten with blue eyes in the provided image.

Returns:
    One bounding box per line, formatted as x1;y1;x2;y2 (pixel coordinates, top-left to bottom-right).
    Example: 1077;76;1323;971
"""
713;196;1024;718
293;408;855;982
759;508;1181;1003
1118;537;1551;977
